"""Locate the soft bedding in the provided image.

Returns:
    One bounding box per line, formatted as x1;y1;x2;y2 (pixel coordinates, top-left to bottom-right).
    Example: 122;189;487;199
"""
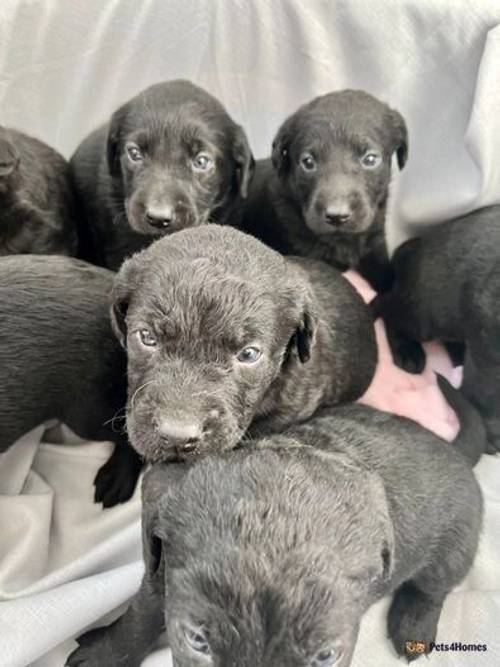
1;0;500;665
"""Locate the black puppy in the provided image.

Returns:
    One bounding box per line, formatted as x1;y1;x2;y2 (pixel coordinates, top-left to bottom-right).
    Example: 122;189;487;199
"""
71;80;254;270
0;126;77;256
67;379;484;667
242;90;408;292
110;225;377;463
373;205;500;452
0;255;141;507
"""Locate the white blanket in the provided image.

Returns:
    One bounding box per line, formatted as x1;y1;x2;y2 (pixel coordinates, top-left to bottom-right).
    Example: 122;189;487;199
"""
1;1;500;665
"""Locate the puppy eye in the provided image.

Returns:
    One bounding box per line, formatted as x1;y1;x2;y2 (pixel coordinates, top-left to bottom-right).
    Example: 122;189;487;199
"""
184;627;210;655
236;346;262;364
138;329;157;347
192;152;213;172
300;152;317;172
360;152;382;169
311;648;340;667
126;143;144;163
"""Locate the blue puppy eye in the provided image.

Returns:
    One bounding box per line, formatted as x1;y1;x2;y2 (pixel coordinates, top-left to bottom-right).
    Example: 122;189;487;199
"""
236;346;262;364
300;151;316;172
126;143;144;162
311;648;340;667
184;627;210;655
360;152;381;169
139;329;157;347
192;152;213;171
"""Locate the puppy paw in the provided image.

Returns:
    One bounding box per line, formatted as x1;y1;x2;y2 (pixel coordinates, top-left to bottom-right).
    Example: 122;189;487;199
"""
388;582;443;662
66;627;120;667
483;421;500;455
94;447;142;508
392;339;426;374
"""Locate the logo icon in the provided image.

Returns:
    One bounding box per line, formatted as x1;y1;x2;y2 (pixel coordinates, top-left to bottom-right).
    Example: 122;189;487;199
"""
405;640;427;655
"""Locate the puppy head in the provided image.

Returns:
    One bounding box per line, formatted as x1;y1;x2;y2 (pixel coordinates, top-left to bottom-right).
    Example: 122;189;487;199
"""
111;225;319;462
144;445;394;667
271;90;408;236
0;127;21;195
106;80;254;236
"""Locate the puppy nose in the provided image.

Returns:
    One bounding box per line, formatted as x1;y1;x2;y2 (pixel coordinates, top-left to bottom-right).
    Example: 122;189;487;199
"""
325;207;351;227
157;418;202;453
145;206;174;229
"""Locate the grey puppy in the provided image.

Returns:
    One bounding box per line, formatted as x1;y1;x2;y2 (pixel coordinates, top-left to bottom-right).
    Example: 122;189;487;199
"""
71;80;254;270
110;224;377;462
67;378;484;667
0;126;77;256
242;90;408;292
0;255;141;507
373;205;500;452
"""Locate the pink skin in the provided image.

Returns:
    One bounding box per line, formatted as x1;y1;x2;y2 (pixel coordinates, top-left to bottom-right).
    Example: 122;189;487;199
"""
344;270;461;442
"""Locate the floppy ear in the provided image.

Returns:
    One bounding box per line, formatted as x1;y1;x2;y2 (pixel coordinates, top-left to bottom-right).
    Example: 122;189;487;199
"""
110;257;137;348
389;108;408;170
295;308;317;363
233;124;255;199
106;105;127;177
142;463;189;579
271;116;294;179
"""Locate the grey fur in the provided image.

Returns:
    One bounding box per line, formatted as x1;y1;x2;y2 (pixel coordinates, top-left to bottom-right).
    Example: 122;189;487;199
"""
0;255;141;507
71;80;254;270
67;377;484;667
0;126;77;256
242;90;408;292
110;224;377;462
373;205;500;452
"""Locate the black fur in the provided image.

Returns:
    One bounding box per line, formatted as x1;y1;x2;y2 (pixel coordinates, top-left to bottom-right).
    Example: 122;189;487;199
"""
0;126;77;256
0;255;141;507
67;378;484;667
373;205;500;453
110;225;377;462
242;90;408;292
71;80;254;270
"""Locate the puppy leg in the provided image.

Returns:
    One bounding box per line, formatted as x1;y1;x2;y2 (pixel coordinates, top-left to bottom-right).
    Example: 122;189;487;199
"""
462;346;500;453
388;501;481;661
370;294;426;373
358;241;394;294
387;581;445;661
94;440;143;508
66;574;164;667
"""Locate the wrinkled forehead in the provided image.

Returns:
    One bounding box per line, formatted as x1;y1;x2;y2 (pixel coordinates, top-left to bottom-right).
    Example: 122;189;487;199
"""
168;558;354;654
292;115;387;157
122;102;232;153
130;262;284;343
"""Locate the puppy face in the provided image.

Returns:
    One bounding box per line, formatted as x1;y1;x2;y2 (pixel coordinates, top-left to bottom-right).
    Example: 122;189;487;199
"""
0;127;21;196
166;557;359;667
107;80;254;236
272;90;408;235
112;226;316;462
145;447;394;667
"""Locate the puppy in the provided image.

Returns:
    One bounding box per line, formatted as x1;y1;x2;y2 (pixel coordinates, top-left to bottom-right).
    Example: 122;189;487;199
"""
0;255;141;507
373;205;500;452
0;126;77;256
71;80;254;270
242;90;408;292
67;378;484;667
110;224;377;462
